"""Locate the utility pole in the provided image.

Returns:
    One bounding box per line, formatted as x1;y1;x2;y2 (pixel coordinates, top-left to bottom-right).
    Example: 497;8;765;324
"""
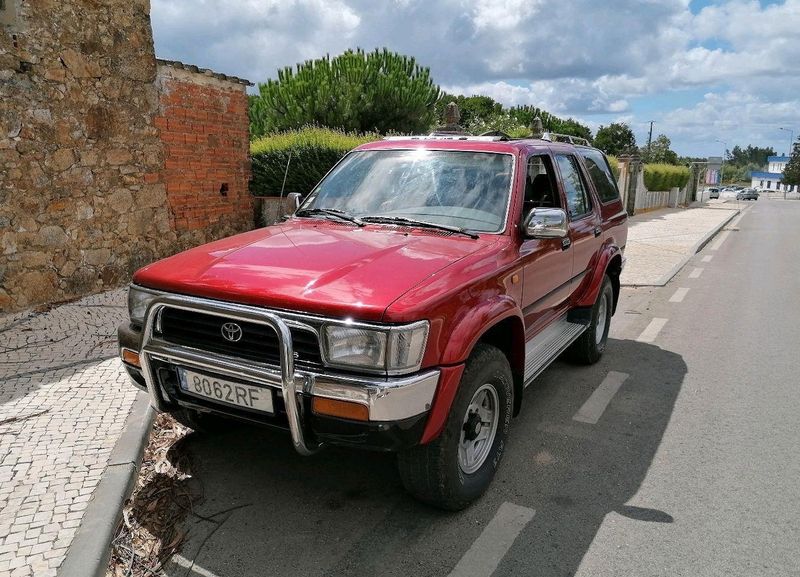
646;120;655;157
715;139;727;188
779;127;794;156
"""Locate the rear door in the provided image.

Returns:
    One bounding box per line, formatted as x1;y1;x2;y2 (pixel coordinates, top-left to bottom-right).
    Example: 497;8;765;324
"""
553;153;602;293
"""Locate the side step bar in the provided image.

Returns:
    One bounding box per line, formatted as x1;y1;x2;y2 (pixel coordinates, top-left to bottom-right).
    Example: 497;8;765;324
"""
523;315;588;385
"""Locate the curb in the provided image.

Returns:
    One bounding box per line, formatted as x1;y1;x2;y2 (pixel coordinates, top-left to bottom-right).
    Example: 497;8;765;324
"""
58;390;155;577
652;208;740;287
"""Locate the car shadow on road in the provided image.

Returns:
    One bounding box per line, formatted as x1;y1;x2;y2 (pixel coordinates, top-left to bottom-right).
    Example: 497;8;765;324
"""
165;337;686;577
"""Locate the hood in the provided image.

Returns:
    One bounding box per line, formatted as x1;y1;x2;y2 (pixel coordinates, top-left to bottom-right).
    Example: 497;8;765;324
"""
133;219;496;321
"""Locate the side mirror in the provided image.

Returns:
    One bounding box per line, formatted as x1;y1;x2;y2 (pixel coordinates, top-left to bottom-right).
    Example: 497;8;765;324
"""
523;208;568;238
286;192;303;211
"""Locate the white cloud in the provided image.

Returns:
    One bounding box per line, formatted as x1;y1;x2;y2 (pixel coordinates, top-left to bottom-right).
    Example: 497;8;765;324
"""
151;0;800;156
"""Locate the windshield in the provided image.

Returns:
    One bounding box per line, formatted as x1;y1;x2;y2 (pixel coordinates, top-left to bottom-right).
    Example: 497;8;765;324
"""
300;149;514;233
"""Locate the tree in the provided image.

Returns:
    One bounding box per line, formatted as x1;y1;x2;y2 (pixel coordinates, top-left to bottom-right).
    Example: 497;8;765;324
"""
782;139;800;187
250;48;440;137
435;94;502;127
593;123;637;156
641;134;678;164
728;144;775;168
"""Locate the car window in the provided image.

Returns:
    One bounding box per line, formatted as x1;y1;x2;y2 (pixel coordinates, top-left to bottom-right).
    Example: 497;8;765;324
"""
555;154;592;219
303;150;514;233
523;155;560;213
578;148;620;203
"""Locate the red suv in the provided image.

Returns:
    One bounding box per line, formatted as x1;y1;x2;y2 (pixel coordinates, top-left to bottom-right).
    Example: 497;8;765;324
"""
119;132;627;509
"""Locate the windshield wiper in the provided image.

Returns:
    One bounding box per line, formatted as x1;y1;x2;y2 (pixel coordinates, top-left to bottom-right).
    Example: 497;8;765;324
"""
296;208;364;226
360;215;479;239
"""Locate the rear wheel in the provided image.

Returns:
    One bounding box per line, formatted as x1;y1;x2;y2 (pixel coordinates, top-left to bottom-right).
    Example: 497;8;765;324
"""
566;275;614;365
398;344;513;510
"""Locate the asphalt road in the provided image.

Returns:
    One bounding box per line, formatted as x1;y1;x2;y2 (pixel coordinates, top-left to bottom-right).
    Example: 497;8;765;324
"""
164;199;800;577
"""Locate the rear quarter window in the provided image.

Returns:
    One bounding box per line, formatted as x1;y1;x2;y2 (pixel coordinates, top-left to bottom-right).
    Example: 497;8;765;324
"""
579;148;620;203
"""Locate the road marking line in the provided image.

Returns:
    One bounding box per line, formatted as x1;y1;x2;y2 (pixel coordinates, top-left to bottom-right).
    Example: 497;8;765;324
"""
448;502;535;577
669;287;690;303
636;318;668;343
689;267;704;278
709;230;730;250
573;371;630;424
172;554;221;577
702;255;713;262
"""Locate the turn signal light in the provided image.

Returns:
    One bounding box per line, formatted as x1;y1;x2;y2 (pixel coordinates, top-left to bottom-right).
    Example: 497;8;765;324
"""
120;348;141;368
312;397;369;422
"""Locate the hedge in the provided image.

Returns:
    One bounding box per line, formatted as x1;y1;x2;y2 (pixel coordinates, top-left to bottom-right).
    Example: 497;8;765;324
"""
250;127;380;197
607;156;620;180
643;163;691;192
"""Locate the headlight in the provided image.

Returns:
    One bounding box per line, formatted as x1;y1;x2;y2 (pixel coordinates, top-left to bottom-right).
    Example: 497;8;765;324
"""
127;285;160;325
322;321;429;373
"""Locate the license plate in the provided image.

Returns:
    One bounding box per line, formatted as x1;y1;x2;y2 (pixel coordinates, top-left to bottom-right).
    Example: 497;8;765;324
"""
178;368;274;414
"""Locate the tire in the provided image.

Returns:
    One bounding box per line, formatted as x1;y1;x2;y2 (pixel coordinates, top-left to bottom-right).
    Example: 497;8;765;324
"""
397;344;513;511
566;275;613;365
171;407;229;433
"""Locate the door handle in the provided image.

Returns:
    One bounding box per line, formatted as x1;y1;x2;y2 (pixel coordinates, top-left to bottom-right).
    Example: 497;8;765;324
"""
561;237;571;250
593;226;602;238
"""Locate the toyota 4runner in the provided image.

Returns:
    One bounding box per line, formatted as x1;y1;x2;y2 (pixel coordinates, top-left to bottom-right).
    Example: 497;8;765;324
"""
118;131;627;510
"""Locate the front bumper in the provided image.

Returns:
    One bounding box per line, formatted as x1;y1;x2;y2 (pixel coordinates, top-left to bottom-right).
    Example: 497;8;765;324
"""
118;294;440;453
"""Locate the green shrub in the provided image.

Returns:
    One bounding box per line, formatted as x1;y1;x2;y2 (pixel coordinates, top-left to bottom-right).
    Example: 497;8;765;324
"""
643;163;691;191
250;127;380;197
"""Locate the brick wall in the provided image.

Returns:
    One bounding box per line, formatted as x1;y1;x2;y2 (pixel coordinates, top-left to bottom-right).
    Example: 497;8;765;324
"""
154;62;252;249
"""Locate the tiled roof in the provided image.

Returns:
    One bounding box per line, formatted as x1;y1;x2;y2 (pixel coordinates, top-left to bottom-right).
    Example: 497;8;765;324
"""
156;58;253;86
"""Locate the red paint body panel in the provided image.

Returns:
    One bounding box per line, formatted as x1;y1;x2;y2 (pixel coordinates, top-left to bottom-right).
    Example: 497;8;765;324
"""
134;219;492;322
420;364;466;444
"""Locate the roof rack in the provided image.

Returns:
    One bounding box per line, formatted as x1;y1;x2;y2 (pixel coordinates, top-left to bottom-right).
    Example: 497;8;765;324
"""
383;134;507;142
540;132;591;146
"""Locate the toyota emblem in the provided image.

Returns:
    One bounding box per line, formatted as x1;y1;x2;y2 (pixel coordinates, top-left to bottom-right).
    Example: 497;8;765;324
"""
221;322;243;342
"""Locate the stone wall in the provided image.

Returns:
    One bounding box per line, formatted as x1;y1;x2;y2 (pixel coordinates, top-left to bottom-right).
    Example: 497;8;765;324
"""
154;61;252;249
0;2;253;312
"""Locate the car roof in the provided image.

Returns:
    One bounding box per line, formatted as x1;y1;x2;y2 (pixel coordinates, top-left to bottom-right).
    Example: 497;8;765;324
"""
356;135;604;156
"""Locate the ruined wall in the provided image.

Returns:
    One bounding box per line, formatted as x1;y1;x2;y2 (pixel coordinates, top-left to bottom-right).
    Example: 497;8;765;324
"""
154;61;252;249
0;3;253;313
0;0;174;311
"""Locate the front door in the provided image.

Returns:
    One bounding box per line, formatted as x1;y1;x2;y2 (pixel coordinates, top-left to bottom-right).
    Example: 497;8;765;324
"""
520;153;572;336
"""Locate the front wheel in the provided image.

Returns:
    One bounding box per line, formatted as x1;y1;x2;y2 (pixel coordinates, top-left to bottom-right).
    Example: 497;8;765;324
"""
398;344;513;510
566;275;614;365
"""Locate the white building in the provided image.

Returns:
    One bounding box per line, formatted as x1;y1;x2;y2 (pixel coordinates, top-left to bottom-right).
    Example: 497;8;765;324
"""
750;155;798;192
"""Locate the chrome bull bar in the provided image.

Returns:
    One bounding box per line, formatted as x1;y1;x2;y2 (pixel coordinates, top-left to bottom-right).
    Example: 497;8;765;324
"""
139;295;322;456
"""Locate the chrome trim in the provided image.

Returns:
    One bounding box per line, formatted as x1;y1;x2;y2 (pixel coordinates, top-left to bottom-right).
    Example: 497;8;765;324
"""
313;370;438;421
137;293;440;455
132;284;430;377
140;295;320;455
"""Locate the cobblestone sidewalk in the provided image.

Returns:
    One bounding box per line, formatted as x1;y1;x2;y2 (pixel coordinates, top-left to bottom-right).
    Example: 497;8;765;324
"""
0;289;138;577
620;204;742;286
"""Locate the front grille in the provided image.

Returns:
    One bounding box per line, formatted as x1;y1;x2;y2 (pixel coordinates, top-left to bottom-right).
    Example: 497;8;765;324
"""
159;308;323;368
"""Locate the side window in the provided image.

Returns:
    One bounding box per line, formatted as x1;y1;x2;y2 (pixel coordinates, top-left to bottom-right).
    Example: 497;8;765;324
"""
523;154;560;214
555;154;592;219
579;148;620;203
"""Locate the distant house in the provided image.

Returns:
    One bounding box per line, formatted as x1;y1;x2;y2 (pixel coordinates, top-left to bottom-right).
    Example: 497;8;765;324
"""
750;155;798;192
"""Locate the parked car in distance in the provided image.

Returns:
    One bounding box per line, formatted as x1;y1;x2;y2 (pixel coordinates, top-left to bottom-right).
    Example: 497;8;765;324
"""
737;188;759;200
707;188;720;199
118;128;628;510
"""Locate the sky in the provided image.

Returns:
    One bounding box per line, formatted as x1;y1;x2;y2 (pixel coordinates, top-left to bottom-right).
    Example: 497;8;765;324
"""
151;0;800;159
